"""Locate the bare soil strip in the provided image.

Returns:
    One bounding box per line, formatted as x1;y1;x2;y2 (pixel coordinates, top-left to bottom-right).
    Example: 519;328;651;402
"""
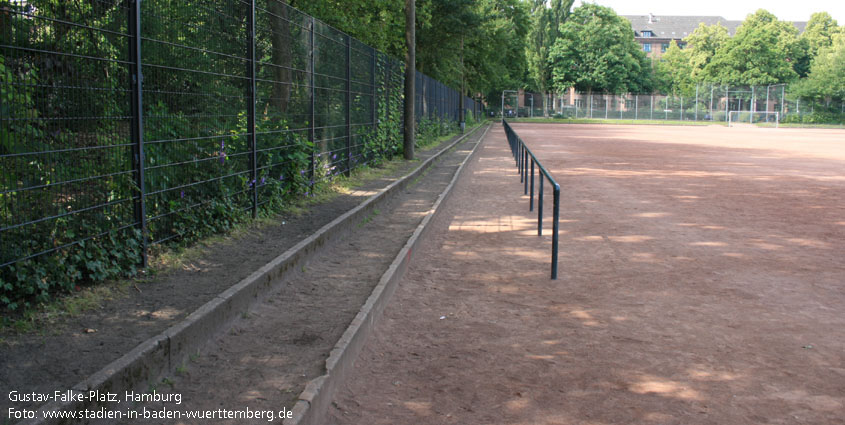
329;124;845;425
98;127;489;424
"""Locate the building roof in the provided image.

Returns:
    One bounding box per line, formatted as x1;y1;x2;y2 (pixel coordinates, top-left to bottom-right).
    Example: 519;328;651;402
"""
622;14;806;39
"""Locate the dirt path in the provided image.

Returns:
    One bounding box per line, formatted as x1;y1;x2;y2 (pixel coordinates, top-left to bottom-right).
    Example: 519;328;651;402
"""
328;124;845;424
0;128;483;417
103;127;488;424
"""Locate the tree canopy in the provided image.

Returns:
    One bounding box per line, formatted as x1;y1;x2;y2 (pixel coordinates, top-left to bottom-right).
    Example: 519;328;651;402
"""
526;0;574;113
290;1;844;105
548;4;652;94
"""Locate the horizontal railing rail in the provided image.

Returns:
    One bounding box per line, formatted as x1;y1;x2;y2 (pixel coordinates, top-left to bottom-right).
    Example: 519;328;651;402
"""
502;120;560;280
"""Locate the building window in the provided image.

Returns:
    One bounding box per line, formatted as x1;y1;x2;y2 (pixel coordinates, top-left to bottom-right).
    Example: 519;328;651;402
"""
643;43;651;52
642;30;654;37
661;43;669;52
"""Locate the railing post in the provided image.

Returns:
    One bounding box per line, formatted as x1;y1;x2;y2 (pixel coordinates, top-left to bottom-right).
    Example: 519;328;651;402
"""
346;35;352;176
538;175;544;236
529;159;534;211
247;0;257;218
128;0;147;268
552;183;560;280
523;149;528;195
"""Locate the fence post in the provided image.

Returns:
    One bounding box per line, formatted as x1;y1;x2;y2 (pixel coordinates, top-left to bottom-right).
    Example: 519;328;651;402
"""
247;0;257;218
372;48;377;137
128;0;147;268
309;17;316;179
620;94;624;120
750;86;755;124
695;85;698;121
650;95;654;120
680;96;684;121
710;84;716;121
346;35;352;177
605;94;608;119
635;95;638;120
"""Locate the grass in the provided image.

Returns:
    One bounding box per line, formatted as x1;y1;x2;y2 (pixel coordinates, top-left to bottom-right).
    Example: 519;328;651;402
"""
358;209;381;228
773;122;845;129
509;117;726;126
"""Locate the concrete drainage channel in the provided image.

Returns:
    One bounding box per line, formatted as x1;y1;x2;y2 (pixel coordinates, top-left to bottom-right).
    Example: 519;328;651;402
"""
22;123;489;425
285;124;491;425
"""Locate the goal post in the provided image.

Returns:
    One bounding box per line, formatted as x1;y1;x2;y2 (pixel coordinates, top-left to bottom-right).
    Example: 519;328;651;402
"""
728;110;779;128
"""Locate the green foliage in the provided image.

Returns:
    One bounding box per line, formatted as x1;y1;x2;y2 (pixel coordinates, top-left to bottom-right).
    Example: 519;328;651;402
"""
1;228;142;311
288;0;406;57
548;3;653;94
654;41;695;96
801;12;842;59
792;33;845;102
705;10;802;85
684;23;730;82
526;0;574;113
415;116;456;148
468;0;532;106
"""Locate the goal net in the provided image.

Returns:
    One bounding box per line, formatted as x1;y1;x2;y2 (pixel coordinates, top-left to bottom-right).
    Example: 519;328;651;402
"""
728;111;780;127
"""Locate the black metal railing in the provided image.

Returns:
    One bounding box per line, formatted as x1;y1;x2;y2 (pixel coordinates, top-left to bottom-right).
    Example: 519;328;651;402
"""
0;0;482;307
503;120;560;280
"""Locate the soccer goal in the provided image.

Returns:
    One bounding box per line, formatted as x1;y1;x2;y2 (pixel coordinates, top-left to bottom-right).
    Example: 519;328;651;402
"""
728;111;779;128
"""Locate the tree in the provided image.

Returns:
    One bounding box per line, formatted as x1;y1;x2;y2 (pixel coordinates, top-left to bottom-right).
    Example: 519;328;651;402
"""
654;40;695;96
793;33;845;103
802;12;842;59
526;0;574;116
288;0;406;57
706;9;802;85
463;0;532;108
548;4;652;94
684;23;730;82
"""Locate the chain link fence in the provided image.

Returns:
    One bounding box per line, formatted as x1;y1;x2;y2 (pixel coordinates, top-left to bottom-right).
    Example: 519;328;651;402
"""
0;0;481;308
507;84;844;126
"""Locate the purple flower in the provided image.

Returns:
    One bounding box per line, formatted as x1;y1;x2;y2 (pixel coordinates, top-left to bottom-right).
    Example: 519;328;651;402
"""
332;153;337;160
300;170;306;176
180;190;185;199
309;180;314;186
279;175;285;181
260;177;266;185
304;191;309;197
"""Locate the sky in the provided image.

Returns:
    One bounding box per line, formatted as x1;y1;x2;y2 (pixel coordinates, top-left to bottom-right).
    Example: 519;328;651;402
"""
574;0;845;23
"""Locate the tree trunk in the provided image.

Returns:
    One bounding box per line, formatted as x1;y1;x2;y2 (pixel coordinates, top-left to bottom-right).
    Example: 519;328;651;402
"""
404;0;415;160
269;0;292;115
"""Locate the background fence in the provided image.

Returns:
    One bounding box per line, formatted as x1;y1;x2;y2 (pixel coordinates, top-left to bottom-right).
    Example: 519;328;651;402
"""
504;84;844;126
0;0;481;308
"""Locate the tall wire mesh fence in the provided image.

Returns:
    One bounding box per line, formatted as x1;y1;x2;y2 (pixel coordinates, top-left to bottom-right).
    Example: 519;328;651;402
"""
0;0;482;307
505;84;844;126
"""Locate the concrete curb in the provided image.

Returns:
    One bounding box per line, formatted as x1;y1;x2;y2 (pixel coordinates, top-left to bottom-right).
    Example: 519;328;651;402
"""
283;124;492;425
24;123;489;425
